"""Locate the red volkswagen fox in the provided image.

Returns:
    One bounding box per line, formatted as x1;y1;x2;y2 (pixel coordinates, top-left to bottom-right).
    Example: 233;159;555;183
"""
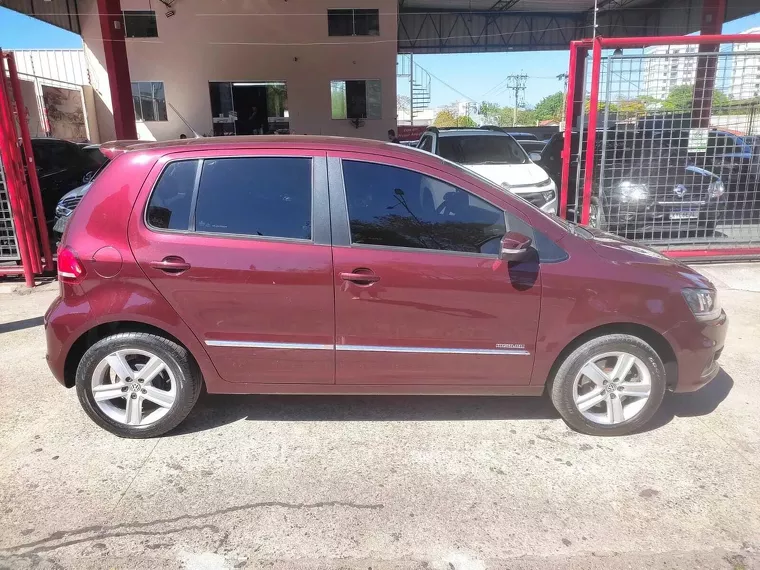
45;137;727;438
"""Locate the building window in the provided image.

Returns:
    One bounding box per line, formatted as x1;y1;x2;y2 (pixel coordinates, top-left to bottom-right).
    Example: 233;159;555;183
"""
327;9;379;36
123;11;158;38
331;80;381;119
131;81;168;121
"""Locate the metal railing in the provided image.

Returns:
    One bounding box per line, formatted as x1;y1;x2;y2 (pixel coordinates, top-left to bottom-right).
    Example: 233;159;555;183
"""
562;34;760;260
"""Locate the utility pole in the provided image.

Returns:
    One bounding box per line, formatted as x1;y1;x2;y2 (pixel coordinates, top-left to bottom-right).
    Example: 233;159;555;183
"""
505;74;528;127
557;73;570;125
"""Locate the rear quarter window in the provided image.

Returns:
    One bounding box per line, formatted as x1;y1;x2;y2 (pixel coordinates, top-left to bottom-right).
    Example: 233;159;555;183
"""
146;160;198;231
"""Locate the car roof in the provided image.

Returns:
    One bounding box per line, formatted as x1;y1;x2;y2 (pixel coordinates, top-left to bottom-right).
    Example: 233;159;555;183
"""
435;129;508;138
102;135;458;169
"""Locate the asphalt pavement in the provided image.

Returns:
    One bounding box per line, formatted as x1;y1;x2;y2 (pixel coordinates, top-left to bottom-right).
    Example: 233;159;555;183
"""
0;264;759;570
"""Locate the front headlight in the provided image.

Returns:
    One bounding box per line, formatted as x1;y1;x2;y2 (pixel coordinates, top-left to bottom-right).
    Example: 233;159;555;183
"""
708;180;725;198
682;288;721;321
541;189;556;202
618;180;649;201
55;205;72;218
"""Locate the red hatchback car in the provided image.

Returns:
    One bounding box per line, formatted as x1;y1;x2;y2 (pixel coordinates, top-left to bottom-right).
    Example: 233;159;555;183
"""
45;136;727;438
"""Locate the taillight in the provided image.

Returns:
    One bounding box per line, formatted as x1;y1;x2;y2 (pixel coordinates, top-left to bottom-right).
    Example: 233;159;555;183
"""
57;247;85;283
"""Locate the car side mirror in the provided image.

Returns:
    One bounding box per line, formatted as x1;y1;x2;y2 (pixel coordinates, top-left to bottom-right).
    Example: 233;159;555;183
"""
83;171;95;183
500;231;532;262
529;151;542;162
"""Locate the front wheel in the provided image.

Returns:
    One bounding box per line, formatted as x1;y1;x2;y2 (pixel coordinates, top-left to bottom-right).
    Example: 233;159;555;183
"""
550;334;666;436
75;332;202;438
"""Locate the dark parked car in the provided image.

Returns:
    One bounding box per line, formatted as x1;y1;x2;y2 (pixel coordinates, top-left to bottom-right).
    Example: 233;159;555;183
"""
516;139;547;160
29;138;105;230
46;136;726;438
538;131;726;235
52;141;141;239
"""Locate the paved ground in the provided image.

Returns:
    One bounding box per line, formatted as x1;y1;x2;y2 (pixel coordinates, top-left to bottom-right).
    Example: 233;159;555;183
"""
1;264;759;570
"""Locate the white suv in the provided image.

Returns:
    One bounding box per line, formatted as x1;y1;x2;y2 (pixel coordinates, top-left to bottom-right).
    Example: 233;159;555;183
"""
417;127;557;214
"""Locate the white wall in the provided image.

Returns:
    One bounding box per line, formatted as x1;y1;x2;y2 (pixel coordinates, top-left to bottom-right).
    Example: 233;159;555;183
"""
80;0;398;142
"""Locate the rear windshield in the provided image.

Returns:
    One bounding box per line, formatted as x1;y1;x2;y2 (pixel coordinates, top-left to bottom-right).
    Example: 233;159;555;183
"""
438;135;528;165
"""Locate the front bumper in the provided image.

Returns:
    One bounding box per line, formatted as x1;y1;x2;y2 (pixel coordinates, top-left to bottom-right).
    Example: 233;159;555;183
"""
604;197;724;233
667;309;728;393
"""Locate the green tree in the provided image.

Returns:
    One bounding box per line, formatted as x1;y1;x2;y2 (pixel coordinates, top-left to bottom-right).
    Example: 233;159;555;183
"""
479;101;502;124
533;92;565;123
433;109;477;127
662;85;730;112
517;109;537;126
433;109;457;127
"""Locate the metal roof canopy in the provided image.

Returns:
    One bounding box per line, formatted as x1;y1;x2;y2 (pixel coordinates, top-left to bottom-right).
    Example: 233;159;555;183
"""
399;0;758;52
1;0;757;52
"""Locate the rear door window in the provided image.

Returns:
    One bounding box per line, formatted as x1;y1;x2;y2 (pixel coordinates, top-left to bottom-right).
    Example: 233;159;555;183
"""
194;157;312;240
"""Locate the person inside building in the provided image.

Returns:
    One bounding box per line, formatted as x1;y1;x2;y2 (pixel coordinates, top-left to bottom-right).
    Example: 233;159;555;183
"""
388;129;400;143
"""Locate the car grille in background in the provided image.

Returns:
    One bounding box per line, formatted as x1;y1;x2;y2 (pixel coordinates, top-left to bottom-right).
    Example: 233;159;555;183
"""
59;196;83;211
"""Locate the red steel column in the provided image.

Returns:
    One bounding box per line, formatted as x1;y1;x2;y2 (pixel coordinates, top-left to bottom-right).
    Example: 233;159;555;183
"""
0;55;35;286
97;0;137;140
6;53;53;272
580;38;602;226
560;41;590;220
692;0;727;128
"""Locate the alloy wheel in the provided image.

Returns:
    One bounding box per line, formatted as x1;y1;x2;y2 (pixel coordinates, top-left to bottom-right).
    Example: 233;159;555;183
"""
572;351;652;425
90;349;177;426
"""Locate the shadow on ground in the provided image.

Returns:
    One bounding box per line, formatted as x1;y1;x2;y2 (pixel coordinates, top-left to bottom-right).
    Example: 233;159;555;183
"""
0;316;44;334
172;368;733;436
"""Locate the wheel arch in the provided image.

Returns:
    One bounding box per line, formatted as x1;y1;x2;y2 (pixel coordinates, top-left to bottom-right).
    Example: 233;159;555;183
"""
545;322;678;392
63;320;203;388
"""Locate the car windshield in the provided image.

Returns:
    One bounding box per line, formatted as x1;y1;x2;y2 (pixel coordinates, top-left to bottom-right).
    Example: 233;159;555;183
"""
438;135;528;165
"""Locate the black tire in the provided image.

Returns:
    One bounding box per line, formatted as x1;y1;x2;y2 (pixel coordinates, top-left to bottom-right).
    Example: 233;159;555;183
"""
549;334;666;436
75;332;202;438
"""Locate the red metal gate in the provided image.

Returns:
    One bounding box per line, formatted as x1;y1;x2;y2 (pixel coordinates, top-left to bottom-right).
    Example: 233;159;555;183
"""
562;34;760;260
0;50;52;286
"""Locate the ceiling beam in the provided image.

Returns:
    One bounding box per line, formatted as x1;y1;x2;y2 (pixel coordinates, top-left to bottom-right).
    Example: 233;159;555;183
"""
490;0;522;10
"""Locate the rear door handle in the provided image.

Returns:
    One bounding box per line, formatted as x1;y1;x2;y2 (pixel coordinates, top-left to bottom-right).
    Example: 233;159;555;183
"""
149;257;191;274
340;271;380;285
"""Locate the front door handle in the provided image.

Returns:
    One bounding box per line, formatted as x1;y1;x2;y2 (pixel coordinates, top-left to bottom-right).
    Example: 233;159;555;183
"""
340;271;380;285
149;257;191;274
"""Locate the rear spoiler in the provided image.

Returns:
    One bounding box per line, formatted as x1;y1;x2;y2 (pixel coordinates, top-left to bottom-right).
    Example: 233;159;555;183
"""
99;140;142;160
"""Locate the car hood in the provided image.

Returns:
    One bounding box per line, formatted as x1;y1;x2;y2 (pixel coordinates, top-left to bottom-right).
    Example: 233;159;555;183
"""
460;162;549;189
583;226;714;289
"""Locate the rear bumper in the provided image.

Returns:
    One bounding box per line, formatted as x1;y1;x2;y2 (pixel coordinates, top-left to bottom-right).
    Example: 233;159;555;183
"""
667;310;728;393
44;291;93;387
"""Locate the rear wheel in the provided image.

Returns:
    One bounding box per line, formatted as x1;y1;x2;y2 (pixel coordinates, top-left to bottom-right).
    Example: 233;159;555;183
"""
75;332;201;438
550;334;666;436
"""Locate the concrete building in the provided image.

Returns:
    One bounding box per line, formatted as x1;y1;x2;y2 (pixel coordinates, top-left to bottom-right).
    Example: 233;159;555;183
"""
78;0;399;142
642;44;699;100
729;27;760;100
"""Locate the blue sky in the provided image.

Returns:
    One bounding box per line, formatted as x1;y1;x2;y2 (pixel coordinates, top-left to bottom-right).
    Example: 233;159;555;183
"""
1;6;758;108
